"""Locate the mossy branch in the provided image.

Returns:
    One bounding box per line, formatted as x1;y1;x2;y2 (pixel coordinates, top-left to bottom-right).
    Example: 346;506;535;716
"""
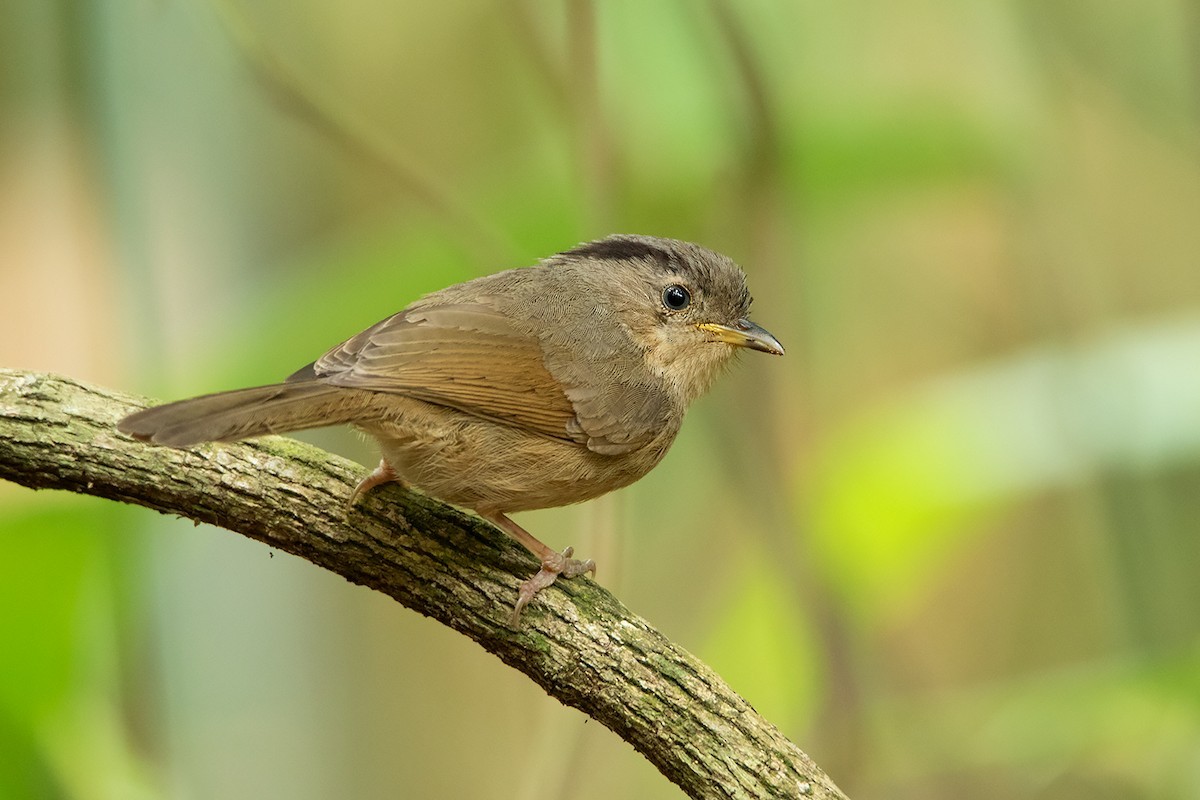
0;368;847;800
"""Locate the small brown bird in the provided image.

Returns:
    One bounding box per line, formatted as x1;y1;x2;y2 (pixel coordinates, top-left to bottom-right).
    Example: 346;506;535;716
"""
119;235;783;621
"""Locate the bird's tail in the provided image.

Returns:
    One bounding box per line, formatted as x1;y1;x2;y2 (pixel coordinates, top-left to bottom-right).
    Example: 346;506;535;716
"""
118;380;373;447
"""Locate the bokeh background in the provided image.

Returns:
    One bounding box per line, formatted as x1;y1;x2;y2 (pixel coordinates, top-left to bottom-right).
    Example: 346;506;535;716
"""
3;1;1200;798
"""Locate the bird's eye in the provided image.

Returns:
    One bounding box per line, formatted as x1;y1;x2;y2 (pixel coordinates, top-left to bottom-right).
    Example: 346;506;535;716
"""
662;284;691;311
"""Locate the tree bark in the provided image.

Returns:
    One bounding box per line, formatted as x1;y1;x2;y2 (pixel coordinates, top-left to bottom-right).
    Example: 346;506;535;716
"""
0;368;847;800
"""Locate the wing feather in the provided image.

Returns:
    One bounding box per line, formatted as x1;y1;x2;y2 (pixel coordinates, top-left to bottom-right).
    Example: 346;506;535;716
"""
306;304;579;440
299;282;674;455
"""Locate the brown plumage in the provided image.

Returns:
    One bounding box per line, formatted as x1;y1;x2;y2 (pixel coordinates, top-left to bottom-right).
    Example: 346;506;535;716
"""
119;234;783;621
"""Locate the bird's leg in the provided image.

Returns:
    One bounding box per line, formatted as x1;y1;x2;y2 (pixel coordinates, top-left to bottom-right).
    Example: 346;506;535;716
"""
482;512;596;624
347;458;402;509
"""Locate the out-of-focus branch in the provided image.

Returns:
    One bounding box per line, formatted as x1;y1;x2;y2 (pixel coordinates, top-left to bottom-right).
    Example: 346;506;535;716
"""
0;369;847;800
209;0;516;264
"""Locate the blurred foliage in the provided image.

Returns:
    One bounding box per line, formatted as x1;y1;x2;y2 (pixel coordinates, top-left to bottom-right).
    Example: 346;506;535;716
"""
2;0;1199;798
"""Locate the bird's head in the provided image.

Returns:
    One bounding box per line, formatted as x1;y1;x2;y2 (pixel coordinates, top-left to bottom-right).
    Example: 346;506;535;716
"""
562;234;784;407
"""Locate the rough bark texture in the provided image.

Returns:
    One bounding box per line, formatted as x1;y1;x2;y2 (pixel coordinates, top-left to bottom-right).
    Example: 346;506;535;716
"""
0;368;847;800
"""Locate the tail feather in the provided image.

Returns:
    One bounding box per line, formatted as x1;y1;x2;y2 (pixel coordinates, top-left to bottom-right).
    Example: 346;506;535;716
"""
118;381;372;447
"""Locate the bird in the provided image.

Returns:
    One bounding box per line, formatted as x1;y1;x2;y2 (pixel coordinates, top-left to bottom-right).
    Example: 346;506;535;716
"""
118;234;784;622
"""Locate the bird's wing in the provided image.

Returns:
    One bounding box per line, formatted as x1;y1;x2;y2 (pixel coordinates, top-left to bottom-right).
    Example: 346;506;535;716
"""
559;377;672;455
538;306;674;456
290;301;671;455
291;304;579;441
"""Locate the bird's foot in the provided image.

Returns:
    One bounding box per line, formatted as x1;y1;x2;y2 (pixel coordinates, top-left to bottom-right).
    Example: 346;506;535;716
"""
511;547;596;626
347;459;401;509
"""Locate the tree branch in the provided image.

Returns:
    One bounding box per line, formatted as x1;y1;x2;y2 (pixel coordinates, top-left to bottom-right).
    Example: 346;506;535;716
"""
0;368;847;800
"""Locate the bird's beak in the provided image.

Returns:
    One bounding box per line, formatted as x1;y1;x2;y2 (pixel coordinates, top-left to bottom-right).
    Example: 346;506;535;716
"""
696;319;785;355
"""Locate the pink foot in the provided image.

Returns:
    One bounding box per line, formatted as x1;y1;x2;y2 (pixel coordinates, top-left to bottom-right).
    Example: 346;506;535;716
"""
511;547;596;625
347;459;401;509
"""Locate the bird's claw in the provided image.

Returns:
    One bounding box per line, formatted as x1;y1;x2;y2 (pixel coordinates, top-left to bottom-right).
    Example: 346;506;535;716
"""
510;546;595;626
346;459;400;510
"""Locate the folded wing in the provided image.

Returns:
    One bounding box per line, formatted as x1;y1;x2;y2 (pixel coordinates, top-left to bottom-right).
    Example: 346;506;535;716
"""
295;302;670;455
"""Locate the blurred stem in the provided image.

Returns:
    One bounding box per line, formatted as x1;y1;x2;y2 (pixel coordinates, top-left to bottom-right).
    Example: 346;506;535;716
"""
0;369;849;800
68;0;168;379
509;0;615;233
209;0;517;266
508;2;571;113
566;0;615;231
702;0;868;776
510;3;619;793
51;0;173;784
705;0;780;215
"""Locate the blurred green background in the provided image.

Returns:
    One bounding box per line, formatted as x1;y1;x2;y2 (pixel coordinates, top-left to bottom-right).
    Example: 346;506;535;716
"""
3;1;1200;798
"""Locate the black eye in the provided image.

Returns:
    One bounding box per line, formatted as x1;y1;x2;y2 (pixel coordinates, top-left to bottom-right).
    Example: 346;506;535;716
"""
662;284;691;311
